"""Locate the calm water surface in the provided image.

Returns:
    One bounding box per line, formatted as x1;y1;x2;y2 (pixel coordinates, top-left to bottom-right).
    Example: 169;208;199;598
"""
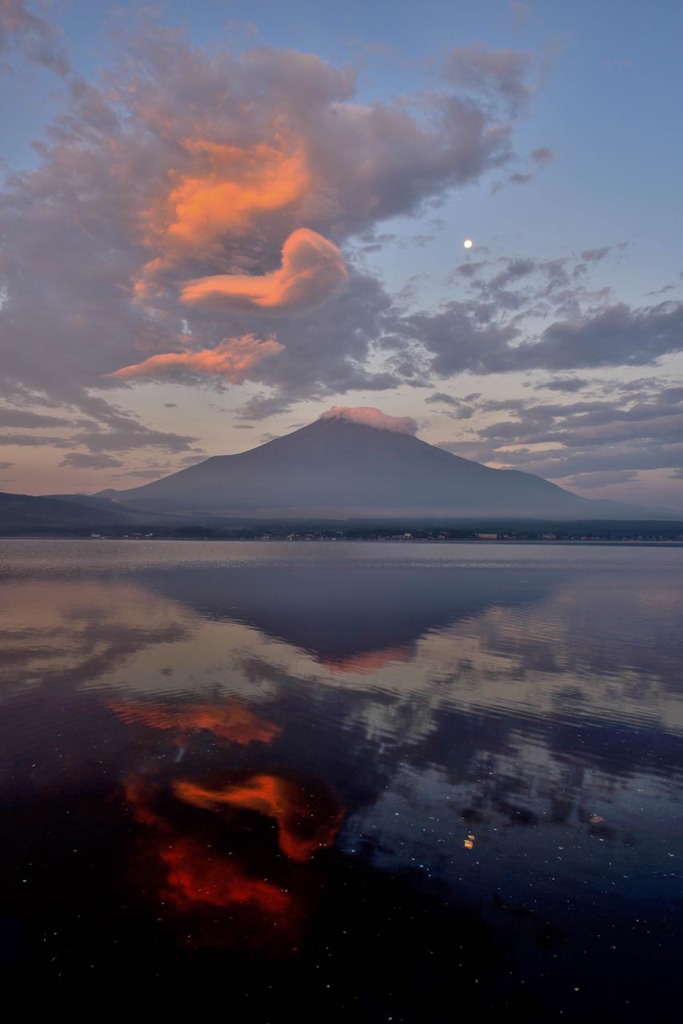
0;540;681;1018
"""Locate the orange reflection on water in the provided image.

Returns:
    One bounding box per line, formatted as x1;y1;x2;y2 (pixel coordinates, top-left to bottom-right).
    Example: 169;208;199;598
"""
174;774;344;862
110;698;281;746
322;646;413;675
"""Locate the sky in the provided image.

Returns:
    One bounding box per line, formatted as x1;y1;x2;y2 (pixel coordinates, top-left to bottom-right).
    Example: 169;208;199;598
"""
1;0;682;511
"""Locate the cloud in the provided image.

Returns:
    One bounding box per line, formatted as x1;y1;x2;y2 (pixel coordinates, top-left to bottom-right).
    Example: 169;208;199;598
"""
510;2;532;31
410;245;683;377
425;391;478;418
0;27;524;433
0;0;70;76
320;406;418;435
443;384;683;498
531;146;555;165
180;229;348;315
108;335;284;383
513;301;683;370
533;377;590;392
60;452;125;470
491;146;556;194
444;44;533;115
0;408;71;428
562;470;639;489
580;246;610;262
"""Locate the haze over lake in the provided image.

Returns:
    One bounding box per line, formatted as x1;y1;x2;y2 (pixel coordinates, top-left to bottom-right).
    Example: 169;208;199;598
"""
1;539;681;1018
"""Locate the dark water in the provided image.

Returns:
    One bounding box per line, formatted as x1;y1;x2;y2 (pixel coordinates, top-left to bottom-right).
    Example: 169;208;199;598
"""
1;540;681;1018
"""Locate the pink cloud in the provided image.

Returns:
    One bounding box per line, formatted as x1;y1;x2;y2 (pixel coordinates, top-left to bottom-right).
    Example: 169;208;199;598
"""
107;335;284;383
320;406;418;435
180;228;348;315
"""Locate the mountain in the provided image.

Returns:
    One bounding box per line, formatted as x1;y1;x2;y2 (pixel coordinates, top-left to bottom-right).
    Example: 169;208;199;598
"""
98;410;669;520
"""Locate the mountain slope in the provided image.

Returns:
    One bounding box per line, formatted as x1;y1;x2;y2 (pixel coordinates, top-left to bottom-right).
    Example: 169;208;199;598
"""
99;414;664;519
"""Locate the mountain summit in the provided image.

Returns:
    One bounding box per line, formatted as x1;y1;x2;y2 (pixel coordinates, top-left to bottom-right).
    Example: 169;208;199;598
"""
100;408;656;519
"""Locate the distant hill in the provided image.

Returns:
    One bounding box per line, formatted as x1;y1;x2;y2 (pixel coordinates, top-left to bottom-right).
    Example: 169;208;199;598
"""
99;411;673;520
0;491;169;534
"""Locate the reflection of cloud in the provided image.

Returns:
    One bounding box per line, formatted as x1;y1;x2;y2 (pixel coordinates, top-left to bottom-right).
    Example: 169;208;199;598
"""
0;579;192;698
180;229;348;315
120;763;343;950
122;775;297;943
109;698;281;746
175;774;344;862
160;838;292;914
322;646;414;675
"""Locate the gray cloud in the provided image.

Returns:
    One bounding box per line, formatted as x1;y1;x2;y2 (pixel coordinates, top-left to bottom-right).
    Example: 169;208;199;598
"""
442;384;683;492
443;44;533;116
72;425;198;455
0;433;73;448
60;452;125;470
0;407;71;428
0;0;70;76
531;146;554;165
580;246;610;262
532;377;590;392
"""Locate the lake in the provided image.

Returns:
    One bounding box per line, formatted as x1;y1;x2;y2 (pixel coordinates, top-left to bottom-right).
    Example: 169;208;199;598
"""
0;539;681;1018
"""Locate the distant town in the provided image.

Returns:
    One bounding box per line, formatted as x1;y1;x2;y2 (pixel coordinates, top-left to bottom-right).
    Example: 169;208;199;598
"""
77;520;683;544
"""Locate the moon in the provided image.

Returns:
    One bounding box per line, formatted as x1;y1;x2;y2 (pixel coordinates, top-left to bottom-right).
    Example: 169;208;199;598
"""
463;239;473;249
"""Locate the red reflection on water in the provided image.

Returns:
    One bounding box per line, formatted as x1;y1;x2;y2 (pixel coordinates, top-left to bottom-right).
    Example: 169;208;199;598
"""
174;774;344;862
121;767;343;950
110;699;281;746
160;838;292;915
121;772;296;945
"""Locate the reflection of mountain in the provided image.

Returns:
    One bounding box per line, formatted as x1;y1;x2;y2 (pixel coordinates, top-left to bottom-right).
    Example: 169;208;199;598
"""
133;564;565;663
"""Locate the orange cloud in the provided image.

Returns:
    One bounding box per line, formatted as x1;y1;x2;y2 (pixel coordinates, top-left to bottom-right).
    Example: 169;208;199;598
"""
166;140;311;246
106;334;283;382
139;139;310;255
174;774;344;862
133;138;313;299
180;228;348;315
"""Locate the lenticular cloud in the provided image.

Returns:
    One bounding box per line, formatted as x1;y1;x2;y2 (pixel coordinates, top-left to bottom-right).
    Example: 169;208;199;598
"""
180;229;348;315
320;407;418;436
